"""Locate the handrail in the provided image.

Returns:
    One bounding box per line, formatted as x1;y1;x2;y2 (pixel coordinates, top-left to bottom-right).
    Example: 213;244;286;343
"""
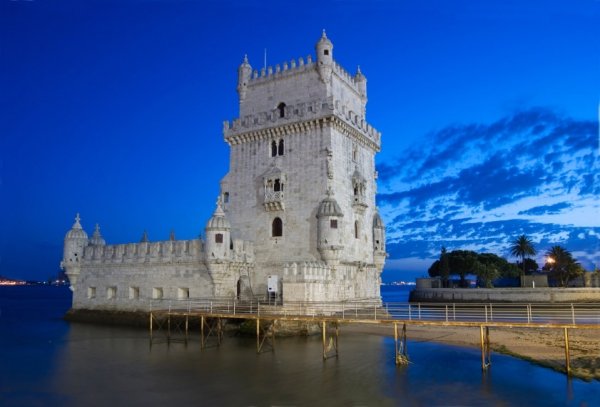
151;298;600;326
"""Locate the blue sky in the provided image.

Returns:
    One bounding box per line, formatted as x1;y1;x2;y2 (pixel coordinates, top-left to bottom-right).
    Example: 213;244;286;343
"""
1;0;599;282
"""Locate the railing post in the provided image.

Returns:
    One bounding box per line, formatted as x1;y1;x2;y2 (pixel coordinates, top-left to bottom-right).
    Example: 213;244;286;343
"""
489;303;493;321
374;305;377;320
233;299;236;315
408;304;412;321
342;303;345;319
418;303;421;320
571;303;575;325
484;305;488;323
527;304;531;323
445;305;448;322
210;301;213;314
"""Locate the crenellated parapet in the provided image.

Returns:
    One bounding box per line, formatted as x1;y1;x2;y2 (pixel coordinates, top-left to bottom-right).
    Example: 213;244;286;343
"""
248;54;315;84
82;239;205;265
223;98;381;149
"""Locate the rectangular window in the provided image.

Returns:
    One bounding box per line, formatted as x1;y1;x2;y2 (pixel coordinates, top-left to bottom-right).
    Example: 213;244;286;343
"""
88;287;96;299
107;286;117;300
330;219;338;229
152;287;163;300
178;287;190;300
215;233;223;243
129;286;140;300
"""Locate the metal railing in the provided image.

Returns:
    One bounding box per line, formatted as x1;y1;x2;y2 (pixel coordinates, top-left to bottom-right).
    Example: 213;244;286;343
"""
151;298;600;326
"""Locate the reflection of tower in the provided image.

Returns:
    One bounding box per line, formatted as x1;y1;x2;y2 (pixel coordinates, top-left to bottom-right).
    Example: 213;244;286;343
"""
61;214;89;290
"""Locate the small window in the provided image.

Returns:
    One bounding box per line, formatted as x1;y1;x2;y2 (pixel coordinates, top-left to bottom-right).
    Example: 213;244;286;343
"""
274;179;281;192
354;221;359;239
87;287;96;299
178;288;190;300
352;148;358;162
277;103;286;118
330;219;338;229
271;140;277;157
278;139;284;156
107;286;117;300
324;49;329;56
353;187;358;196
223;192;229;203
152;287;163;300
272;217;283;237
129;287;139;300
215;233;223;243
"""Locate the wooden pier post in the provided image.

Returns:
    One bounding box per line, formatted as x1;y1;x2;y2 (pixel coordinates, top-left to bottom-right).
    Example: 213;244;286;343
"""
479;325;491;371
564;327;571;376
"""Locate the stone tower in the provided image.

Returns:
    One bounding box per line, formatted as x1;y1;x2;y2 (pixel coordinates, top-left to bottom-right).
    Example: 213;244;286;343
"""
61;214;89;290
221;32;386;301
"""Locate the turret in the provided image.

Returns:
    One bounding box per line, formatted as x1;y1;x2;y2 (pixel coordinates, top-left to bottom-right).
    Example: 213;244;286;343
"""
204;198;231;262
354;66;367;116
316;191;344;265
61;213;89;290
373;211;387;268
89;224;106;246
315;30;333;83
237;55;252;101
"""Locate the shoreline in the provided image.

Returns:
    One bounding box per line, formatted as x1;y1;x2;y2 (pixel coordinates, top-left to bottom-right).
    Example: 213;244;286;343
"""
65;308;600;381
343;323;600;381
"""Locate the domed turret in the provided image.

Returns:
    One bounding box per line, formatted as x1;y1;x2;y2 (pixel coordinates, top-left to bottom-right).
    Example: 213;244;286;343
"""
61;213;89;290
373;211;387;267
237;54;252;101
205;198;231;262
354;66;367;115
316;190;344;265
315;30;333;83
90;224;106;246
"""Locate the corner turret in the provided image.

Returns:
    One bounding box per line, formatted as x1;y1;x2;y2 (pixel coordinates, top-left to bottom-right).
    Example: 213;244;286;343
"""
316;190;344;265
373;211;387;268
237;55;252;101
204;198;231;262
90;224;106;246
315;30;333;83
354;66;367;115
61;213;89;290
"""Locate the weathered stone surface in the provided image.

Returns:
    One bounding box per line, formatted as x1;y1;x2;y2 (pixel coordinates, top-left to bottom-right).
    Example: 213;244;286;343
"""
61;33;387;313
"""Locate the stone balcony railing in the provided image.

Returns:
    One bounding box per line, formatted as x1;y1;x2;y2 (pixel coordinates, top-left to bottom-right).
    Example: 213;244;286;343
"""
264;191;284;211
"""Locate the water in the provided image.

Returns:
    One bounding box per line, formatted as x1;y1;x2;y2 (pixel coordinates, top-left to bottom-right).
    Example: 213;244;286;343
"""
1;286;599;406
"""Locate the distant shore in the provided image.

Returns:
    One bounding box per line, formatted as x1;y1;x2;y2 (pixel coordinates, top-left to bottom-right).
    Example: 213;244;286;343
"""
344;323;600;381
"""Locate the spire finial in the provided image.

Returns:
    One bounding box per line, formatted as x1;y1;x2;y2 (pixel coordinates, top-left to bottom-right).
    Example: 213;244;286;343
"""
322;29;327;38
140;230;149;243
243;54;248;64
72;213;82;229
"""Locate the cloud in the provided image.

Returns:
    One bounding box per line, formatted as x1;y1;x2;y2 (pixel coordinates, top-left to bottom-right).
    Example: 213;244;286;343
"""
380;108;600;272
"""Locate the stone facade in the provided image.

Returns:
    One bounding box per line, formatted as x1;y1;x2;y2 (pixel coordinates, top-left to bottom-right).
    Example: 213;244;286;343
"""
61;32;387;311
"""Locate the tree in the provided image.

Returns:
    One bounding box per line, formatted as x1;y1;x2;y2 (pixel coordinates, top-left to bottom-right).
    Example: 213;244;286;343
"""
510;235;537;275
440;247;450;287
543;245;584;287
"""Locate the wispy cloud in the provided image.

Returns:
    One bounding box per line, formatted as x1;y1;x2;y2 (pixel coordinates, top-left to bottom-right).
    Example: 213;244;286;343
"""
379;108;600;271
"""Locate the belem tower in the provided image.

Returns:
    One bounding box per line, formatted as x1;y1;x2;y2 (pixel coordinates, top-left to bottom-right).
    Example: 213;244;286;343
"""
61;32;387;311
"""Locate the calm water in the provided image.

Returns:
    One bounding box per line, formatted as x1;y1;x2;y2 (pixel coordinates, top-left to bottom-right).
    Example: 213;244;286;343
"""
1;286;599;406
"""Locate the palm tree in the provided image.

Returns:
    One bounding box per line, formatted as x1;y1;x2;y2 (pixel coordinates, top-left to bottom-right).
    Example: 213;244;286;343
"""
510;235;536;275
544;245;583;287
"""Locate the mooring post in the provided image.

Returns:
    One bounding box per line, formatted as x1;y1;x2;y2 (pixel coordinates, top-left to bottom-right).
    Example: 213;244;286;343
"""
149;312;153;344
485;326;491;368
322;320;327;360
201;316;205;349
564;327;571;376
185;315;189;346
479;325;485;370
167;314;171;345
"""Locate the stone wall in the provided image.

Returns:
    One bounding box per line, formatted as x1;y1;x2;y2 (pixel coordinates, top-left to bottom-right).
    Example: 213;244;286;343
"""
409;288;600;303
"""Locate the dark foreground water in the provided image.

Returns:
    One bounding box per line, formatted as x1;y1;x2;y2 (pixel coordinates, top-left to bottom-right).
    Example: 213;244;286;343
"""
1;286;599;406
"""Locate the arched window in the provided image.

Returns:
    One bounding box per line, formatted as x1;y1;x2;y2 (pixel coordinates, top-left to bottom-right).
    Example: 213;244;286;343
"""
272;217;283;237
354;221;359;239
271;140;277;157
277;103;286;118
353;187;358;196
274;179;281;192
278;139;284;156
223;192;229;203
